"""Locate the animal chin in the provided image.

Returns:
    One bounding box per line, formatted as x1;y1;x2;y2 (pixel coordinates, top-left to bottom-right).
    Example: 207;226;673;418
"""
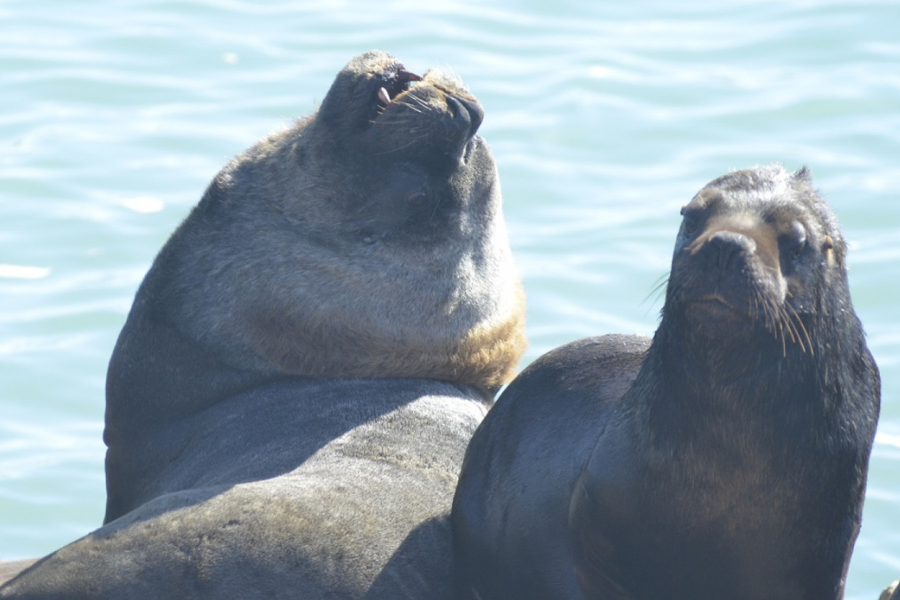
682;294;745;319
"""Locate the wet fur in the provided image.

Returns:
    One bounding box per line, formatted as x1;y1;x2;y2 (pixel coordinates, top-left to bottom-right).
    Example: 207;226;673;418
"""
452;165;879;600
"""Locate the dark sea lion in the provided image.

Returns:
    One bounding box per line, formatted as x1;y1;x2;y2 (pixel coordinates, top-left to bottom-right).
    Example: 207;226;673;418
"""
0;50;525;600
452;165;880;600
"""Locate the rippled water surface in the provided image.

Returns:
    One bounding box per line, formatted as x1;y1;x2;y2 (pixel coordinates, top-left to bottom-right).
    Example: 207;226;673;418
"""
1;1;898;596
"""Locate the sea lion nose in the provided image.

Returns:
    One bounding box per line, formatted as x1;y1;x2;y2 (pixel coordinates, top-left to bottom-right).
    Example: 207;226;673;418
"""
448;95;484;139
704;230;757;270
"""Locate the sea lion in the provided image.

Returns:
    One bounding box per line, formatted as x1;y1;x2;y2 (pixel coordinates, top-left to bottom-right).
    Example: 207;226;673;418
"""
0;562;37;589
452;165;880;600
1;50;525;599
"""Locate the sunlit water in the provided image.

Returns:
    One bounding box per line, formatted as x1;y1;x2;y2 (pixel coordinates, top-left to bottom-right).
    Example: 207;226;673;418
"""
1;1;898;596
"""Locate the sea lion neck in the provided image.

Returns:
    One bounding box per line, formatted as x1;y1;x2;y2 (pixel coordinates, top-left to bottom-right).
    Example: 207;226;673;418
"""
639;317;810;403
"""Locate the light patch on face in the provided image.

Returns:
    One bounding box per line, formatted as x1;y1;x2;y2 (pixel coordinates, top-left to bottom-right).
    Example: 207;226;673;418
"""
685;210;766;256
824;235;836;268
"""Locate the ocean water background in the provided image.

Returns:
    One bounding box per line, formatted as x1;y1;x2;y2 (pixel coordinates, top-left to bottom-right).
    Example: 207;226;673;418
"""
1;0;897;596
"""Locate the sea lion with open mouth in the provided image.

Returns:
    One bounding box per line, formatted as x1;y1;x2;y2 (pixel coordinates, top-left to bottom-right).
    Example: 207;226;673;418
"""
452;165;879;600
1;50;526;600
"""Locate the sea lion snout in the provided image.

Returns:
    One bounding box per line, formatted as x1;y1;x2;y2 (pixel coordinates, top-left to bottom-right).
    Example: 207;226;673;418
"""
691;229;757;269
316;53;488;168
446;93;484;139
386;72;485;166
676;220;785;318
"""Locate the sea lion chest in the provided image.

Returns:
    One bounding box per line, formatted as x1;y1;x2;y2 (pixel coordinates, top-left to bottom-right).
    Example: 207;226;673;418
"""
573;383;838;600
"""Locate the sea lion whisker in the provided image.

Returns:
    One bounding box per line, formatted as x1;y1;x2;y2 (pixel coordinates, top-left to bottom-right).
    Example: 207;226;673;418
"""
368;104;390;125
781;306;802;349
781;311;806;344
408;93;431;107
777;307;797;357
372;118;413;128
785;302;814;355
763;297;789;356
394;100;425;115
758;294;776;335
775;304;798;346
756;297;775;339
642;273;669;305
373;136;428;156
779;319;788;357
401;95;430;113
767;299;804;354
766;300;787;354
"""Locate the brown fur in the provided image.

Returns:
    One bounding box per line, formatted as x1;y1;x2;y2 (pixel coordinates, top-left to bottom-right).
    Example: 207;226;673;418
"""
247;282;526;390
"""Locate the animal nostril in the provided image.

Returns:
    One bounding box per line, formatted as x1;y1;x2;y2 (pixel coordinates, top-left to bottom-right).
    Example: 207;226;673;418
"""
448;96;484;138
706;231;756;270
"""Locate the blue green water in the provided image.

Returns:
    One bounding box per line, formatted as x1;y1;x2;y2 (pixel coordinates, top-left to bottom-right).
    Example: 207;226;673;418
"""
1;0;898;596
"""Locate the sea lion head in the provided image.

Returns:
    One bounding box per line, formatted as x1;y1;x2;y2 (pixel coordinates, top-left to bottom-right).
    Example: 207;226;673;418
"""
298;50;492;247
136;51;525;397
661;165;859;380
318;51;484;174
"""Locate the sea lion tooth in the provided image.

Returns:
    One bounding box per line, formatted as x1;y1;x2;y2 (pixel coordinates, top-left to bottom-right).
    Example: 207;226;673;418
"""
378;86;391;105
397;69;422;84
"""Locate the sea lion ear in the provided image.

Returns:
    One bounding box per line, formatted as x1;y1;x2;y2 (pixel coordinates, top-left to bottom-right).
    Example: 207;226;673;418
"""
793;166;812;181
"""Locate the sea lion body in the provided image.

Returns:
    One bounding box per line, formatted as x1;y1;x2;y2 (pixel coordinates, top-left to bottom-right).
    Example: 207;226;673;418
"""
1;51;525;599
452;166;879;600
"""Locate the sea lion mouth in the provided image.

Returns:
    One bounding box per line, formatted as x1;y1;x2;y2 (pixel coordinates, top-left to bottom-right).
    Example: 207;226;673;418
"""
680;294;749;322
373;65;423;109
686;294;740;310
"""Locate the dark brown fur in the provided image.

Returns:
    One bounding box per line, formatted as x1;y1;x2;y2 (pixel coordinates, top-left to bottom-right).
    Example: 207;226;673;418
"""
453;165;879;600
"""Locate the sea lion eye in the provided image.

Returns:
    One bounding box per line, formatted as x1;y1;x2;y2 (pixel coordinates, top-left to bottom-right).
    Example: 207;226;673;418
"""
681;203;703;236
408;189;429;207
680;207;698;236
788;221;807;258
